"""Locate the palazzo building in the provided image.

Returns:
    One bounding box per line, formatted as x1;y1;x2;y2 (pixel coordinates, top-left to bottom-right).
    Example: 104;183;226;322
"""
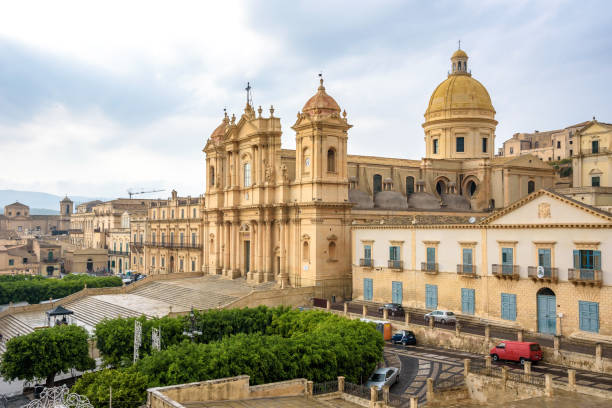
200;48;554;298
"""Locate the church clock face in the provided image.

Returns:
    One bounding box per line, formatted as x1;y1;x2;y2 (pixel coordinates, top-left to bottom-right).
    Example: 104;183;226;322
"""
305;158;310;167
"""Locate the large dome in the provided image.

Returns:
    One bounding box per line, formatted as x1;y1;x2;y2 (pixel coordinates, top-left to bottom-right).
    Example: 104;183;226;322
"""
302;79;341;115
425;74;495;119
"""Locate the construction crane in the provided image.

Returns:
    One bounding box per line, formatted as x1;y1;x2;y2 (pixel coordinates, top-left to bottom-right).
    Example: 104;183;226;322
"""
127;188;165;199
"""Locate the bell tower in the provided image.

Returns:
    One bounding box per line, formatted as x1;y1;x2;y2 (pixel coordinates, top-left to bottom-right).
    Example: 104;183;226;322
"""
292;77;351;202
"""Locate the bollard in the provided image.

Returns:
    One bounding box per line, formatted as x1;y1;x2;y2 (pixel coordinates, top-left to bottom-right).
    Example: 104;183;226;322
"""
410;396;418;408
485;355;492;369
338;376;345;393
567;369;576;392
484;324;490;343
455;321;461;337
463;359;471;378
307;381;313;398
363;304;367;317
545;374;553;397
343;303;348;316
556;315;562;336
595;343;603;369
326;299;331;310
383;308;388;320
517;329;523;342
382;386;389;403
524;361;532;379
405;311;410;326
426;378;434;402
501;366;508;389
370;386;378;402
429;316;434;329
553;336;560;358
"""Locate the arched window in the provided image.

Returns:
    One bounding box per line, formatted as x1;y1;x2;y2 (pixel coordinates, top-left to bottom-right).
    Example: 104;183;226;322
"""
466;180;477;197
302;241;310;262
528;180;535;194
458;61;462;70
373;174;382;194
327;148;336;172
210;166;215;186
406;176;415;194
328;242;336;260
244;162;251;187
436;180;447;195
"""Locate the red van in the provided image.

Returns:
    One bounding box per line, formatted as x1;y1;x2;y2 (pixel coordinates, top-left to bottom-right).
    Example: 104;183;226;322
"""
489;341;543;364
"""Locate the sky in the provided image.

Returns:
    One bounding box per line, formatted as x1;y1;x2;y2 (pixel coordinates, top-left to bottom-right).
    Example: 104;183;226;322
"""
0;0;611;198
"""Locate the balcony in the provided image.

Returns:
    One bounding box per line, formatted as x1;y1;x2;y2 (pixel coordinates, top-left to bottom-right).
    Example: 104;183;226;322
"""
457;264;477;277
568;268;602;287
108;250;129;256
580;147;609;156
41;258;60;264
359;258;373;268
387;260;403;271
527;266;558;282
421;262;438;274
144;242;202;249
491;264;519;279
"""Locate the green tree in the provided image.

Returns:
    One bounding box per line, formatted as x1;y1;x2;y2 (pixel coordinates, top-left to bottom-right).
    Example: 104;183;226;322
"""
0;325;95;387
72;368;149;408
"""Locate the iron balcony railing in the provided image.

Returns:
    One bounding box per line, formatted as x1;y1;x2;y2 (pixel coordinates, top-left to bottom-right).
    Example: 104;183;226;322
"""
581;147;609;155
421;262;438;273
144;242;202;249
457;264;476;276
41;258;60;263
387;260;403;270
568;268;602;285
108;250;129;256
359;258;373;268
312;381;339;396
527;266;558;282
491;264;519;279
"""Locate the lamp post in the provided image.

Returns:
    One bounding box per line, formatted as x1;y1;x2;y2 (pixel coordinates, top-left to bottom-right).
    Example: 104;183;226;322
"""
182;307;202;341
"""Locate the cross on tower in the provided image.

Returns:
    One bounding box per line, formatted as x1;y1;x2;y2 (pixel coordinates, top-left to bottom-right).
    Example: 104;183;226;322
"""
245;82;252;107
458;40;461;49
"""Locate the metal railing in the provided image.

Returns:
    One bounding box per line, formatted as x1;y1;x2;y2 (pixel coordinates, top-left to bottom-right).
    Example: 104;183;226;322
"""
343;382;371;400
108;250;129;256
506;370;545;387
313;381;338;395
457;264;476;275
387;392;413;407
491;264;519;278
433;374;465;391
388;260;403;270
144;242;202;249
581;147;609;155
421;262;438;273
359;258;373;268
568;268;602;284
41;258;60;263
527;266;558;281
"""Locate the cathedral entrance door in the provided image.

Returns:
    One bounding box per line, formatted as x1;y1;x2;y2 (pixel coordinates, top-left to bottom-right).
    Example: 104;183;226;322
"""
244;241;250;274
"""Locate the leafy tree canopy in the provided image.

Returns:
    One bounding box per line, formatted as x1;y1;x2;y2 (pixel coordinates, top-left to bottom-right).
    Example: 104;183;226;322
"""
0;324;95;386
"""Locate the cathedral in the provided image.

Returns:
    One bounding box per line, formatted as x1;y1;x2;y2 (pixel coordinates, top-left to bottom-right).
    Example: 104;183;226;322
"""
201;48;554;298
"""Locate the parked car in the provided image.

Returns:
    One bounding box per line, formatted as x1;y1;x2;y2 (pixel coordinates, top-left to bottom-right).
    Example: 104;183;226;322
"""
424;310;457;325
365;367;400;390
391;330;416;346
378;303;404;316
490;341;543;365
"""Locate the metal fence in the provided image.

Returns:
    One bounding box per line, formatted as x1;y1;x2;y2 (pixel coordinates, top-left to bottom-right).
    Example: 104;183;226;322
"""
313;381;338;396
470;359;545;387
343;382;372;400
506;370;545;387
387;392;413;407
433;374;465;391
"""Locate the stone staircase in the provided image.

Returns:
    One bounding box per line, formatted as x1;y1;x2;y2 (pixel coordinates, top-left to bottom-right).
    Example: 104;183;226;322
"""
131;281;239;310
65;297;146;328
0;315;34;353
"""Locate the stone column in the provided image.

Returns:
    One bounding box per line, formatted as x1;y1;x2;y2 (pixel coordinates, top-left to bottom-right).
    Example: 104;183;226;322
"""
405;311;410;326
280;221;287;285
463;359;471;377
429;317;434;329
524;361;532;379
554;335;560;358
485;355;491;368
410;396;418;408
338;376;345;393
326;299;331;310
249;222;256;279
370;386;378;403
307;381;313;398
501;366;508;389
382;386;389;404
284;219;290;282
517;329;523;342
556;315;562;336
484;325;490;344
456;322;461;337
383;308;388;320
229;222;236;273
265;221;272;281
596;343;603;370
567;369;576;392
362;304;367;317
545;374;553;397
256;220;263;274
234;221;240;277
344;302;348;316
426;378;434;402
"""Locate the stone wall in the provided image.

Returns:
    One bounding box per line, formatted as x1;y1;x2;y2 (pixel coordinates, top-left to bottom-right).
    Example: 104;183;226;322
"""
223;286;314;309
147;376;307;408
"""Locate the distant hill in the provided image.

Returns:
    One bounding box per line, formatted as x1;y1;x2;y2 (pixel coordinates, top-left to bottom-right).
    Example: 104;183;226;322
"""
0;190;109;213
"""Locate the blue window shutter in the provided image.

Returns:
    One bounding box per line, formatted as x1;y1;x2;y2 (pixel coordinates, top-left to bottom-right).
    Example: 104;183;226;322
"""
501;293;516;321
593;251;601;270
510;294;516;321
573;250;580;269
463;248;473;265
426;284;438;309
427;247;435;264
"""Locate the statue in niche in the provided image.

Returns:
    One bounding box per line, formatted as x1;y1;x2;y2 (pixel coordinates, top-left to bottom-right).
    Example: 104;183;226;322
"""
280;164;288;182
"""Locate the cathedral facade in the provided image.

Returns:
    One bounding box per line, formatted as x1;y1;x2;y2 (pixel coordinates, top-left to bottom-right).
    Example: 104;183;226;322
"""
200;48;554;299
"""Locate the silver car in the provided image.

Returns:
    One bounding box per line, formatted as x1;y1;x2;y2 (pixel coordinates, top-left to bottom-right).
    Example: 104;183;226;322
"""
365;367;399;390
424;310;457;324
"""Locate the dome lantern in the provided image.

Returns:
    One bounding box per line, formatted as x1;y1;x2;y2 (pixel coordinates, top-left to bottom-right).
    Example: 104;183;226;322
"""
450;46;469;75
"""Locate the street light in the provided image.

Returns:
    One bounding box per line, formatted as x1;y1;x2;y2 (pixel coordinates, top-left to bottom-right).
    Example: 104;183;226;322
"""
182;307;202;340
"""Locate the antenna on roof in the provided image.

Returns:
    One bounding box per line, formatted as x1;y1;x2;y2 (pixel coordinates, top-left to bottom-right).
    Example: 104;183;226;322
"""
245;82;252;107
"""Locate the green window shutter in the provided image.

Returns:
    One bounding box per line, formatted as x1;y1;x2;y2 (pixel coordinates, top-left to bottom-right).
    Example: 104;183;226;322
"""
427;247;435;264
593;251;601;270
